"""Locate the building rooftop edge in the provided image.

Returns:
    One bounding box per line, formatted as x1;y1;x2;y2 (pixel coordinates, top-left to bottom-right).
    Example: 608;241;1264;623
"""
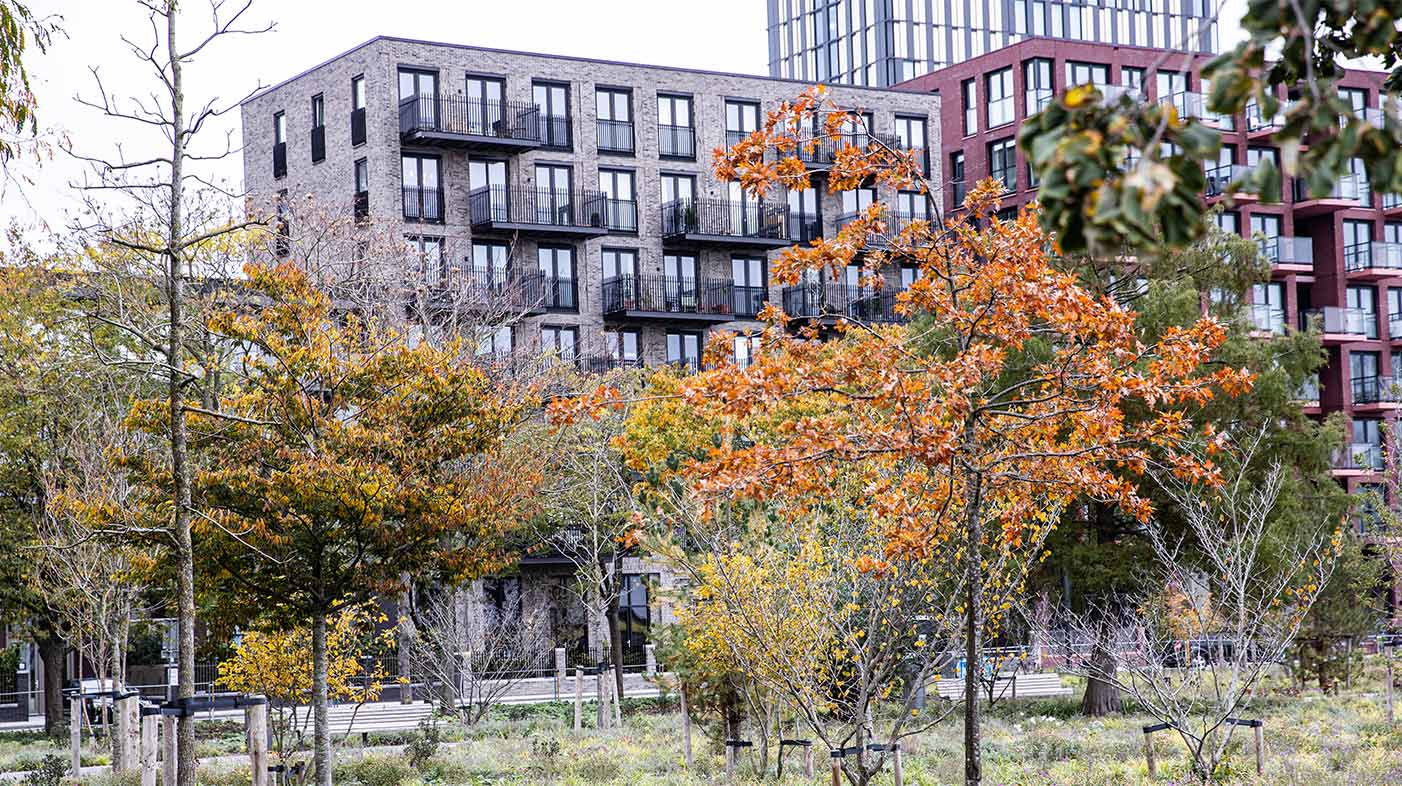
242;34;940;106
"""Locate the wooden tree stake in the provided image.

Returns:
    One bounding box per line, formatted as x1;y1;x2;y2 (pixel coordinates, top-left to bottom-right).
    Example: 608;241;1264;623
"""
679;686;692;767
161;715;176;786
140;713;158;786
573;667;583;733
69;697;82;776
246;701;270;786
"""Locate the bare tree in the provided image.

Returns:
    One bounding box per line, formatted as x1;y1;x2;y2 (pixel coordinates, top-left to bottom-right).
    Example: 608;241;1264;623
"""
63;3;271;783
1055;432;1339;784
405;586;548;725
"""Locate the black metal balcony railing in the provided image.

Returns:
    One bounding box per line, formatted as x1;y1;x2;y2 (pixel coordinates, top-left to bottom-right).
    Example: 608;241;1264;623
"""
603;198;638;233
1344;241;1374;271
541;276;577;310
597;119;635;153
1351;374;1402;405
402;186;444;223
1334;442;1385;471
398;95;544;144
468;185;608;230
351;107;367;146
835;211;925;247
781;282;905;324
788;212;822;243
659;124;696;158
272;142;287;178
426;269;546;314
538;114;571;148
310;125;326;163
661;198;789;242
732;285;767;318
601;275;734;317
353;190;369;222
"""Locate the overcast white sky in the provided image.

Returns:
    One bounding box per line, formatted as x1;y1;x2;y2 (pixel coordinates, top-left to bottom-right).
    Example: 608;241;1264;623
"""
1;0;1248;235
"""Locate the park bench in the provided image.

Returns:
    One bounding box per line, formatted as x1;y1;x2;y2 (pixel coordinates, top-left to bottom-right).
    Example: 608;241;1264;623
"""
934;672;1072;701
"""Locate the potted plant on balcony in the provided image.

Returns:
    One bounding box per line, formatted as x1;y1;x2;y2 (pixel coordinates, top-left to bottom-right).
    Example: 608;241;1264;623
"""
590;209;602;227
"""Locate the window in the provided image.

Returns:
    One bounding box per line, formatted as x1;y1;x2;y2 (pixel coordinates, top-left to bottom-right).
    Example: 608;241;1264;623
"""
602;247;638;281
350;75;367;146
1024;58;1054;114
664;253;699;282
1066;61;1109;87
401;155;442;222
894;115;927;171
1251;281;1285;334
1249;213;1281;260
988;138;1017;192
601;247;640;312
1348;285;1379;338
398;69;438;129
310;94;325;163
406;235;444;288
1205;145;1236;196
1216;211;1241;235
1351;350;1381;404
596;88;634;154
353;158;369;221
961;79;977;136
1341;87;1369;117
900;265;922;290
617;574;658;665
787;186;820;242
533;80;571;148
476;325;513;359
272;111;286;178
732;256;766;317
725;99;760;147
1344;220;1374;271
733;333;762;368
274;189;289;257
667;331;703;370
1157;70;1189;115
1246;147;1279;170
950;151;966;205
471;241;510;287
1122;67;1145;93
895;190;927;219
604;329;640;367
840;184;877;218
599;169;637;232
661;173;696;206
986;67;1014;128
541;325;579;364
465;76;505;136
1351;419;1383;472
537;245;577;311
535;163;575;225
658;93;695;158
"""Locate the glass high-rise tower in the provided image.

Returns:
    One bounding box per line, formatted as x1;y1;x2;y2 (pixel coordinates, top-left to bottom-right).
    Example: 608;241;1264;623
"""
766;0;1220;87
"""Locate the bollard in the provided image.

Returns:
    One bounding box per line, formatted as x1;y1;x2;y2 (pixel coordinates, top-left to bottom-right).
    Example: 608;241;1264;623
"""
161;715;176;786
114;695;133;772
1387;659;1395;724
69;697;82;776
1254;722;1265;775
573;667;583;733
644;644;656;677
554;648;566;702
139;711;158;786
679;686;692;767
829;749;842;786
892;744;904;786
246;698;270;786
804;742;814;778
594;668;606;729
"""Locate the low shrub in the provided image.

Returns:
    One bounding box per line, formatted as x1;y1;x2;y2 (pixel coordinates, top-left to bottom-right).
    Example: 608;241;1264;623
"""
339;753;415;786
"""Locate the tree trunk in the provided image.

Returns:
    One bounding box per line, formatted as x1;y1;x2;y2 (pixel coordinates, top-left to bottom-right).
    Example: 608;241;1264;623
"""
37;630;65;738
311;611;331;786
963;469;983;786
162;6;198;786
605;556;626;701
1081;614;1121;716
397;577;412;704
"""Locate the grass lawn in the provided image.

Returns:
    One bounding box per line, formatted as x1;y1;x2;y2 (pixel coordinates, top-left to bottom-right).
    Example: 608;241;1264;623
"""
12;658;1401;785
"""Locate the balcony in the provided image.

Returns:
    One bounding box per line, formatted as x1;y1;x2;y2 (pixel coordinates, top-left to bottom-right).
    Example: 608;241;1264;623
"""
1159;91;1235;129
1300;306;1371;340
1351;374;1402;408
402;186;444;223
398;95;543;152
1383;192;1402;217
661;198;791;248
1344;241;1402;279
1244;101;1284;137
424;269;547;317
1257;236;1313;271
1389;311;1402;339
788;212;822;244
1333;442;1384;474
835;211;926;248
1204;164;1257;203
597;119;635;154
1293;173;1368;216
1293;375;1321;406
468;185;609;238
603;198;639;234
659;124;696;158
601;275;735;323
1248;304;1286;335
781;282;906;325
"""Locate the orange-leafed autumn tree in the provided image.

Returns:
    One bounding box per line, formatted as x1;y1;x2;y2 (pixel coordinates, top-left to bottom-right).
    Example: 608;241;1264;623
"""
565;88;1254;786
128;263;541;786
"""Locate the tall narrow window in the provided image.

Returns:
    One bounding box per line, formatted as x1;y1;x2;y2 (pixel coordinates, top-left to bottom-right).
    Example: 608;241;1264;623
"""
950;151;966;205
658;94;695;158
535;164;575;226
986;67;1014;128
1348;285;1379;338
894;115;927;172
1066;61;1109;87
1249;213;1281;261
275;189;289;257
725;99;761;148
988;138;1017;192
537;245;577;311
465;76;506;137
1344;219;1374;272
533;81;571;148
601;247;639;309
787;187;820;242
599;169;637;232
541;325;579;364
471;241;510;288
353;158;369;222
401;154;442;223
406;235;444;289
350;74;367;146
1023;58;1053;114
732;255;766;317
398;69;438;130
468;159;507;223
596;88;634;154
667;331;703;370
272;111;286;178
605;329;641;367
309;94;325;163
961;79;977;136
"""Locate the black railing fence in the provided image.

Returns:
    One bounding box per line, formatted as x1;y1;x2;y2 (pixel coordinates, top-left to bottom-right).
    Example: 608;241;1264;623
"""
661;198;789;240
596;119;635;153
398;95;543;143
782;282;905;323
658;124;696;158
469;185;608;230
601;274;733;317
